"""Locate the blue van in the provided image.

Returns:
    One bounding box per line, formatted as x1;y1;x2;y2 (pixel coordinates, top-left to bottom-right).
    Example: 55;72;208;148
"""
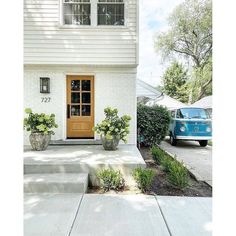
169;107;212;147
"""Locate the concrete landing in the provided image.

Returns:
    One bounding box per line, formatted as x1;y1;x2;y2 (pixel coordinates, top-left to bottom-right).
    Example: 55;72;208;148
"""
24;173;88;193
24;145;146;186
24;194;212;236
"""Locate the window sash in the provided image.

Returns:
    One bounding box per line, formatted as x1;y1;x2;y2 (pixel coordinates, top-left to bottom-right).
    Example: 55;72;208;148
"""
97;1;124;26
63;0;91;25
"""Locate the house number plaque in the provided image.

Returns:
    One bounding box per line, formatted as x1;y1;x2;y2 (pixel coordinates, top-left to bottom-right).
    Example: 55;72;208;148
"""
41;97;51;103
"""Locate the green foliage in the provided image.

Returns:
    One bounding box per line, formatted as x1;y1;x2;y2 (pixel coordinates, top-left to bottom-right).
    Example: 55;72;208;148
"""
93;107;131;143
96;169;125;192
24;108;58;135
137;104;171;146
132;167;155;193
155;0;212;103
151;146;165;165
161;156;174;173
190;57;212;102
167;161;189;189
161;62;189;103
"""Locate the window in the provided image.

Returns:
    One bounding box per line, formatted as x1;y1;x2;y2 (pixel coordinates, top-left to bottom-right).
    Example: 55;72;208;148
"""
176;108;209;119
98;0;124;26
63;0;91;25
171;110;176;118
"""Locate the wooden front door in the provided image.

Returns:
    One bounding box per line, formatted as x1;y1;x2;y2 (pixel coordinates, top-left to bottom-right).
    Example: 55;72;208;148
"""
67;75;94;138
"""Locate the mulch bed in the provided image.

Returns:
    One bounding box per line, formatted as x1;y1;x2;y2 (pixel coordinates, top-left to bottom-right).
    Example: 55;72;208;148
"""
88;147;212;197
140;147;212;197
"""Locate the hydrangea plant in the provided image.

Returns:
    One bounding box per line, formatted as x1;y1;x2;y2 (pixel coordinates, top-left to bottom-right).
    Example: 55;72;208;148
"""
24;108;58;135
93;107;131;143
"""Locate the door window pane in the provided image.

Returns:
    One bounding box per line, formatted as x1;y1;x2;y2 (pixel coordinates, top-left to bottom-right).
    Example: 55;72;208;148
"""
82;93;91;103
71;105;80;116
82;105;91;116
82;80;91;91
71;93;80;103
71;80;80;91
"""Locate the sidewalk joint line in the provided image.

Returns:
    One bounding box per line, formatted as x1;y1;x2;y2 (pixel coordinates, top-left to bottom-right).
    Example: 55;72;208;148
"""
67;193;84;236
154;195;173;236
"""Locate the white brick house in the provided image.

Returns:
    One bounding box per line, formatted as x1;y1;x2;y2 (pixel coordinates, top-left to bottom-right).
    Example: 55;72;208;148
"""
24;0;139;144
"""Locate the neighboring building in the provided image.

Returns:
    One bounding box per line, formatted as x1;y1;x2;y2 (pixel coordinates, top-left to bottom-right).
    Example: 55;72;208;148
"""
191;95;212;117
136;79;186;110
24;0;139;144
136;79;162;101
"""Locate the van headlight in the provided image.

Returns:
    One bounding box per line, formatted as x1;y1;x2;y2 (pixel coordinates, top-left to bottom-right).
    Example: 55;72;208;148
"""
180;126;186;132
206;127;211;132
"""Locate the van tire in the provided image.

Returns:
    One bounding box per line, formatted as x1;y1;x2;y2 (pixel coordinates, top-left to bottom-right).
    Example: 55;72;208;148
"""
170;134;177;146
199;140;208;147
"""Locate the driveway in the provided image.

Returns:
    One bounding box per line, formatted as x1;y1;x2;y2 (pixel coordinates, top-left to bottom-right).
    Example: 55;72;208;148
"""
159;139;212;186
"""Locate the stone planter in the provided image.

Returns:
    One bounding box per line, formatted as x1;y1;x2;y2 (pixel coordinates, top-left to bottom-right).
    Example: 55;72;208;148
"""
101;134;120;151
29;133;51;151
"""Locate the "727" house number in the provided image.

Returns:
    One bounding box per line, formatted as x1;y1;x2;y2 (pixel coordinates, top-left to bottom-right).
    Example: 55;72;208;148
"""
41;97;51;103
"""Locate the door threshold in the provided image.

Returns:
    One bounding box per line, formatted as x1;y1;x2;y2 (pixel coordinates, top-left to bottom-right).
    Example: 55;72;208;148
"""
50;139;101;145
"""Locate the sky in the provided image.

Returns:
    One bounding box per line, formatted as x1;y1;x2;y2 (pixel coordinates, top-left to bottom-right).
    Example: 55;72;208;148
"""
137;0;184;87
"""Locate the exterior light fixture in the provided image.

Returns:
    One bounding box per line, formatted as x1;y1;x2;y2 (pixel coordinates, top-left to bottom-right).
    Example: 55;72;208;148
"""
40;77;50;93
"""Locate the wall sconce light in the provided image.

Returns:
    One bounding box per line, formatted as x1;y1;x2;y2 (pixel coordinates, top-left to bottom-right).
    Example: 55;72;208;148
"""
40;77;50;93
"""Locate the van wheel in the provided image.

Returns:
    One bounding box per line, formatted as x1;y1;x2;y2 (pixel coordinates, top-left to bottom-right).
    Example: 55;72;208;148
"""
170;134;177;146
199;140;208;147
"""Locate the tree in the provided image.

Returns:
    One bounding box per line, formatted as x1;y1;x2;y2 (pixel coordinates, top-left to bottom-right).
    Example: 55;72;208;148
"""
155;0;212;102
161;62;189;103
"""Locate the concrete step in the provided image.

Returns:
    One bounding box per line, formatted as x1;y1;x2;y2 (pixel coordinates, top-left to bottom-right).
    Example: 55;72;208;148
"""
24;173;88;193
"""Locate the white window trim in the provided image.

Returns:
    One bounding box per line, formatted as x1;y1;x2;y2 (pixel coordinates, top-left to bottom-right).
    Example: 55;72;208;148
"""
59;0;128;29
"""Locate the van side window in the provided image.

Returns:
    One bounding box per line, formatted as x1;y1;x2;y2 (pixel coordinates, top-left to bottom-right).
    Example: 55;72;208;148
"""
171;110;175;118
176;109;183;118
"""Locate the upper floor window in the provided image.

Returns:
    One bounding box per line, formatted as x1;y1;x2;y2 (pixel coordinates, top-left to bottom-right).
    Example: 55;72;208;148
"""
63;0;91;25
98;0;124;26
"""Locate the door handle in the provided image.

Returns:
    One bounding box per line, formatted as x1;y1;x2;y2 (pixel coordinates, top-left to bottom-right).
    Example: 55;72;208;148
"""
67;104;70;118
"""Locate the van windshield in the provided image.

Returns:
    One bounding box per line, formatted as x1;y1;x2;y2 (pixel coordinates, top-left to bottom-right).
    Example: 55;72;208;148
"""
176;108;209;119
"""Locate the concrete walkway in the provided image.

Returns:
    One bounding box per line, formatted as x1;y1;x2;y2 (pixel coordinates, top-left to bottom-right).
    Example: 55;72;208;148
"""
24;194;212;236
159;139;212;186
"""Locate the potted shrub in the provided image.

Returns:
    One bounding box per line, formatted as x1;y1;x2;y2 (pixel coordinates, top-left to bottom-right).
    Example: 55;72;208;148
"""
24;108;58;151
93;107;131;150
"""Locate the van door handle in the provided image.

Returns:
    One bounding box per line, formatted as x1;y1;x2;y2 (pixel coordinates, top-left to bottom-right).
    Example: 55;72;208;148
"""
67;105;70;118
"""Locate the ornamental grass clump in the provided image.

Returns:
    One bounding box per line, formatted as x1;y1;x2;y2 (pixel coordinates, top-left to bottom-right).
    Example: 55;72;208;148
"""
93;107;131;143
24;108;58;135
161;156;174;173
132;167;155;193
151;146;166;165
96;169;125;192
167;161;189;190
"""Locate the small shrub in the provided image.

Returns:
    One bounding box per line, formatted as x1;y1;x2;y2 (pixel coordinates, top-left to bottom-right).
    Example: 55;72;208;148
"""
96;169;125;192
93;107;131;144
151;146;165;165
133;167;155;193
137;104;171;146
24;108;58;135
167;161;189;189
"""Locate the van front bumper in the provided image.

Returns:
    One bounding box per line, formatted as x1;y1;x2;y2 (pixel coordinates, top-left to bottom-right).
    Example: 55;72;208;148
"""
175;136;212;140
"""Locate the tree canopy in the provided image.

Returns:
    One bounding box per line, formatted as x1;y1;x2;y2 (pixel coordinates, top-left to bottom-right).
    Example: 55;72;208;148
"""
161;62;189;103
155;0;212;103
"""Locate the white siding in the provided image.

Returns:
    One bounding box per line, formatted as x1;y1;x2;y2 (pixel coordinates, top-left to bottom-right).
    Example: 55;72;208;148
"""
24;0;138;65
24;65;137;144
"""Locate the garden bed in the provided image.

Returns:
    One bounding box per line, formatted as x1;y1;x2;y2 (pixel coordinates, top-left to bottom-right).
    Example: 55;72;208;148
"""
88;147;212;197
140;147;212;197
